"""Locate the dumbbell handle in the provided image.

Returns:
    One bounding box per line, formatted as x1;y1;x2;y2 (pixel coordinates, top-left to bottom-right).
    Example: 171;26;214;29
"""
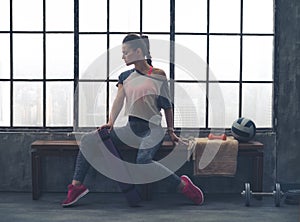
242;191;283;196
208;133;227;140
251;192;275;196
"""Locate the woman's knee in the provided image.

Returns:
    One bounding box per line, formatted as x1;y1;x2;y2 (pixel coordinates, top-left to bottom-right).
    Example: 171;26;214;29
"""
80;132;98;148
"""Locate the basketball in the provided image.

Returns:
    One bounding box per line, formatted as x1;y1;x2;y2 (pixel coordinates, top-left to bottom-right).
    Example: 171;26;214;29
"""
231;117;256;142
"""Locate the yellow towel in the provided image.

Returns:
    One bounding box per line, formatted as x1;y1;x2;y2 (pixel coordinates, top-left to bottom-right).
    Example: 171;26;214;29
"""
192;136;238;177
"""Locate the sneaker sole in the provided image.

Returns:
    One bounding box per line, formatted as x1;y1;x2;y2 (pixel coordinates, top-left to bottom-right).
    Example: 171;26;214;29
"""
62;189;89;207
181;175;204;205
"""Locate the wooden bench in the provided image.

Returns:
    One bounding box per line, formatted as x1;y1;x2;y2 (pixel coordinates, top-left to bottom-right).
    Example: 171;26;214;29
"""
31;139;263;200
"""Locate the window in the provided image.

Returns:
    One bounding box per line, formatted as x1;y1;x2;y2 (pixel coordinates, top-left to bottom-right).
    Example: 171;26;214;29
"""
0;0;274;130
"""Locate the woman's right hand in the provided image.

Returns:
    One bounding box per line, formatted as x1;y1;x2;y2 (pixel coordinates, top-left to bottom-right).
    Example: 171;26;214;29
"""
98;122;113;131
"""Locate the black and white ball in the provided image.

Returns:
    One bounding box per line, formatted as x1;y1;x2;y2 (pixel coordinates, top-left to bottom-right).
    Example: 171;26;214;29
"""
231;117;256;142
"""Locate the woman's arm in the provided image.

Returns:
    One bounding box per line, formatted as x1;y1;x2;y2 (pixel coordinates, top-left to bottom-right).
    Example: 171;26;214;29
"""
100;84;125;130
164;107;180;143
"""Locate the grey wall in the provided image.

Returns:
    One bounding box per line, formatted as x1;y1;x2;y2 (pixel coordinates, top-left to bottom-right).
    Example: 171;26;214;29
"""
276;0;300;186
0;0;299;194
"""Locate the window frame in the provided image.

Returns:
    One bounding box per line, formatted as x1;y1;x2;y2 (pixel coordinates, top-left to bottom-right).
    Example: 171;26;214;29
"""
0;0;275;132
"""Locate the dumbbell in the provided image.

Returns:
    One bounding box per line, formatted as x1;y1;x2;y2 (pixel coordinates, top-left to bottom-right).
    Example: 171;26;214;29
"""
241;183;284;207
208;133;227;140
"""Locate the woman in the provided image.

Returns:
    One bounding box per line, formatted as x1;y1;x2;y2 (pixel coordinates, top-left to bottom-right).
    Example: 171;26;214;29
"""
62;33;204;207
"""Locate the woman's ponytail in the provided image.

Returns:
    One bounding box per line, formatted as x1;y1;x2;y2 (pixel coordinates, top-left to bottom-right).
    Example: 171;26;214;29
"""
141;35;152;66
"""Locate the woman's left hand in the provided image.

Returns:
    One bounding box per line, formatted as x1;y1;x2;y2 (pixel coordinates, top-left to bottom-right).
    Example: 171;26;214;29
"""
168;131;189;146
168;131;179;143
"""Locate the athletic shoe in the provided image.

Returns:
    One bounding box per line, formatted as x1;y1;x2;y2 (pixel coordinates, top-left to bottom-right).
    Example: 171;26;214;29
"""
61;184;89;207
181;175;204;205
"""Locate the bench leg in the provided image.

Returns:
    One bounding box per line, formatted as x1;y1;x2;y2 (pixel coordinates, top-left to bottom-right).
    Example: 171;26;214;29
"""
252;152;264;200
252;153;263;192
31;152;41;200
140;184;152;201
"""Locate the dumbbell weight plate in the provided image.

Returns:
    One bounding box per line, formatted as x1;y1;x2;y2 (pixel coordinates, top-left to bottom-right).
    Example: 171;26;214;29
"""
245;183;251;206
274;183;281;207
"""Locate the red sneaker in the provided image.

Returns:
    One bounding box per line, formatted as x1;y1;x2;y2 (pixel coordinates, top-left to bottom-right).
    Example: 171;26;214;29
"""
61;184;89;207
181;175;204;205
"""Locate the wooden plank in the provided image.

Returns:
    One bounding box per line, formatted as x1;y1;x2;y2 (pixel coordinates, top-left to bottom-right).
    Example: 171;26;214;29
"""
238;141;263;150
31;140;263;151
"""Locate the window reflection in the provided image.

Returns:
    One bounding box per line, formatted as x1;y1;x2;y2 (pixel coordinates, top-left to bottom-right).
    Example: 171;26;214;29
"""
78;82;106;127
46;82;73;126
13;82;43;126
243;0;274;33
242;83;272;127
46;34;74;79
46;0;74;31
13;34;43;79
209;36;240;81
110;0;140;32
174;83;206;128
79;0;107;32
0;34;10;79
210;0;240;33
243;36;274;81
0;82;10;126
13;0;43;31
0;0;10;31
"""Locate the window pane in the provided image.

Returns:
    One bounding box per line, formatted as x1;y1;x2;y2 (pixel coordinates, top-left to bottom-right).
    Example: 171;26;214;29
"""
174;83;206;128
46;82;73;126
79;0;107;32
242;83;272;127
243;36;273;81
110;0;140;32
0;82;10;126
210;0;240;33
79;35;107;79
78;82;106;127
143;0;169;32
175;0;207;33
243;0;274;34
0;0;10;31
147;35;170;77
0;34;10;79
175;35;207;80
109;35;130;80
209;36;240;81
209;83;239;128
13;34;43;79
46;34;74;79
46;0;74;31
13;0;43;31
109;82;127;127
13;82;43;126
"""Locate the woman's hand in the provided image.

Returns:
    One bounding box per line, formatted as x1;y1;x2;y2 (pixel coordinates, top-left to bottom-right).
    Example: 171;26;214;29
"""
168;130;189;146
98;122;113;132
168;131;180;143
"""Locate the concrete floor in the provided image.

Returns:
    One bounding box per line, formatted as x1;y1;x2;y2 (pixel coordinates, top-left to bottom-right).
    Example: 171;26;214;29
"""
0;192;299;222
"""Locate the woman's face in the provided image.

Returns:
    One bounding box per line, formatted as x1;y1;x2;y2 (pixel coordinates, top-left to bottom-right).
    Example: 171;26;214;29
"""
122;43;143;66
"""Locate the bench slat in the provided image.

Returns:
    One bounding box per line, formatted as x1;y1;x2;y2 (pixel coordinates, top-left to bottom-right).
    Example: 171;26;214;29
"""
31;140;263;151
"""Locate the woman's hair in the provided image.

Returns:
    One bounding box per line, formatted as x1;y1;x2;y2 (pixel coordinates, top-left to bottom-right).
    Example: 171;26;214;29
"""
122;33;152;66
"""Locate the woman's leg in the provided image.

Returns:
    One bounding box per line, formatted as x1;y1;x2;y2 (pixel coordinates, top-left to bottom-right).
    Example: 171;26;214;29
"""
62;132;99;207
136;125;204;205
135;125;182;188
72;132;99;184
